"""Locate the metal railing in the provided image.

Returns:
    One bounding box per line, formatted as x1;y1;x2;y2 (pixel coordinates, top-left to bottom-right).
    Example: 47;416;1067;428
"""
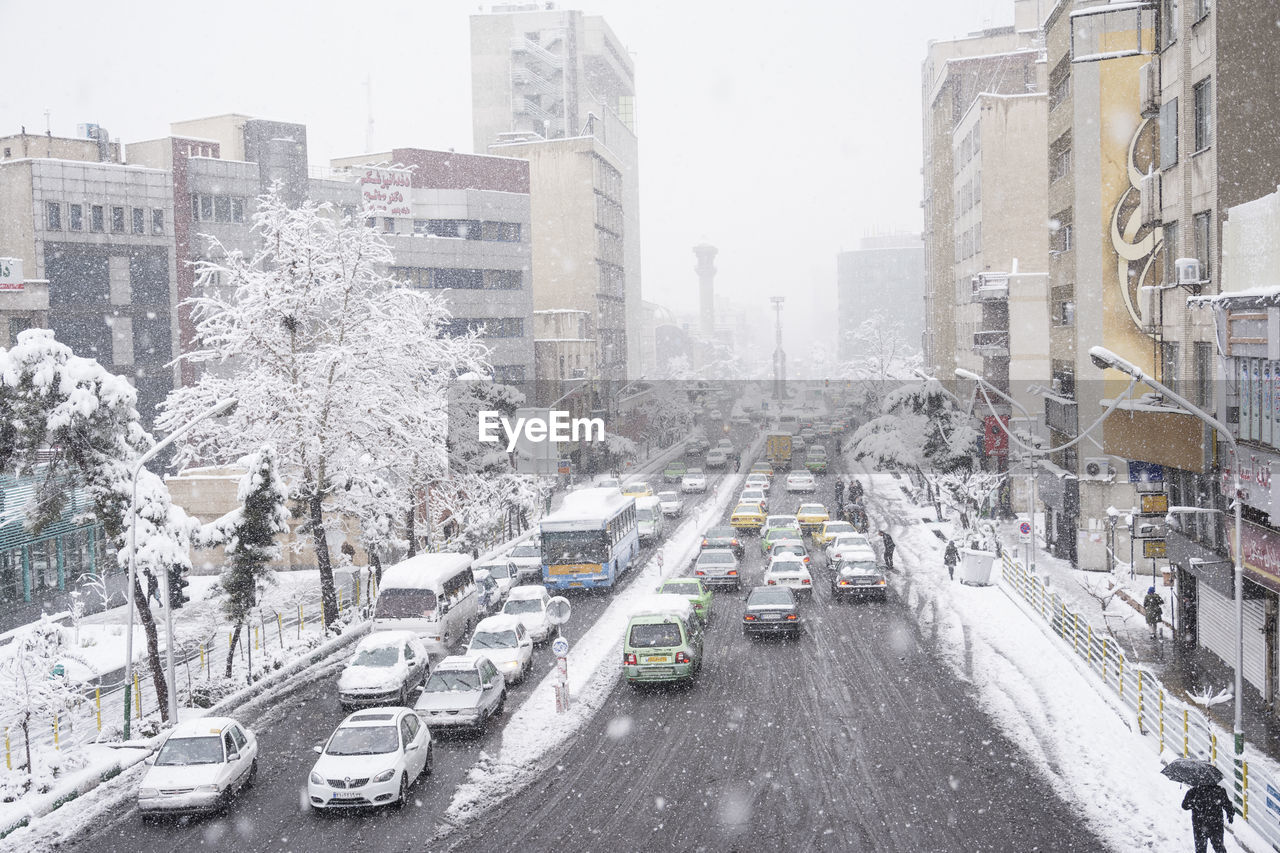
1001;554;1280;849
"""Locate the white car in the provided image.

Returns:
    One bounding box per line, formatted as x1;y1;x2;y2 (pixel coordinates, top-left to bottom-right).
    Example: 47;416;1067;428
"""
597;477;622;489
744;473;771;490
764;553;814;594
414;654;507;731
504;541;543;584
766;515;802;534
739;487;768;512
138;717;258;816
705;448;729;468
467;613;534;684
681;468;708;493
502;584;554;643
657;490;684;516
785;471;817;493
337;631;430;709
770;540;811;567
473;558;518;600
827;533;876;562
307;708;431;810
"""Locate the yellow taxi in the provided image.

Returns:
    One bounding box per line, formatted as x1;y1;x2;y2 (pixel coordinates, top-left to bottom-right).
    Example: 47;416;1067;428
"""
750;461;774;477
795;502;830;535
622;481;654;498
729;501;767;532
814;519;858;547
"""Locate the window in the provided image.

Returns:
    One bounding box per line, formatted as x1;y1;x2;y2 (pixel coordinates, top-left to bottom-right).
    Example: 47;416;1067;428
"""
110;206;125;233
131;208;144;234
152;209;164;235
485;270;523;290
1193;0;1210;22
1194;342;1213;408
492;365;527;383
1159;98;1178;168
1163;221;1179;281
1193;78;1213;152
69;204;82;231
1049;58;1071;110
214;196;231;222
46;201;61;231
1193;210;1212;280
383;218;395;233
433;268;483;289
200;195;213;221
426;219;481;239
1161;342;1179;390
90;205;105;232
1050;134;1072;182
229;726;247;751
481;220;522;242
1051;210;1073;253
1160;0;1179;49
9;317;32;340
231;197;245;223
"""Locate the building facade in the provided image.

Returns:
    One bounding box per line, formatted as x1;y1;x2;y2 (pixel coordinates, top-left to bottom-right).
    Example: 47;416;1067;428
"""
836;233;924;363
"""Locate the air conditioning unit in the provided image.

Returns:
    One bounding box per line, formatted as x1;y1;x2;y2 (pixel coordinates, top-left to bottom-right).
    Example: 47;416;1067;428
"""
1081;457;1115;481
1138;61;1160;118
1138;284;1159;332
1176;257;1203;288
1139;171;1161;226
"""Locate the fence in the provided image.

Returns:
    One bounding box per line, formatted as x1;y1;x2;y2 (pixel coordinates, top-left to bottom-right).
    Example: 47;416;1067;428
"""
1001;553;1280;850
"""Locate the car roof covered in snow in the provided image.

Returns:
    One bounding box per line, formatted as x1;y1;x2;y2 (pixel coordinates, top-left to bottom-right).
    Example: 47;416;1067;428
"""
354;630;417;651
628;593;694;622
507;584;548;600
474;614;524;634
378;552;473;591
167;716;244;739
434;654;488;672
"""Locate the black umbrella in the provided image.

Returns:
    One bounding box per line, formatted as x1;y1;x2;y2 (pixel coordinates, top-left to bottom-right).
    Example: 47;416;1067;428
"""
1161;759;1224;786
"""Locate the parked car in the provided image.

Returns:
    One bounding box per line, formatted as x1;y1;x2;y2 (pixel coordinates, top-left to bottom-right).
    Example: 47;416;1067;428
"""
795;502;830;534
307;708;431;809
785;471;817;493
501;585;554;643
742;586;802;638
831;556;888;601
466;614;534;683
701;525;744;557
623;481;655;498
504;541;544;584
337;631;430;709
763;553;814;595
413;653;507;731
705;448;729;469
623;594;704;686
656;577;713;624
692;547;742;590
681;468;709;493
138;717;258;816
663;460;689;483
657;490;684;516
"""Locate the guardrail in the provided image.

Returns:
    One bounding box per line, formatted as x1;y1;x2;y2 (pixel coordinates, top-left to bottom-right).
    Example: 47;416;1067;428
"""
1001;554;1280;850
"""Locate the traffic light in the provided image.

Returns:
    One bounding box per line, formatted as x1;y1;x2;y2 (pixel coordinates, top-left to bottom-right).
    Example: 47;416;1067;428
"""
168;565;190;609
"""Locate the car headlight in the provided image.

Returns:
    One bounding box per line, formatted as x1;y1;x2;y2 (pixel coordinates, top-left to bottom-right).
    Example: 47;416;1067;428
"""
309;771;325;785
501;659;520;669
370;769;396;784
138;787;158;798
195;784;221;793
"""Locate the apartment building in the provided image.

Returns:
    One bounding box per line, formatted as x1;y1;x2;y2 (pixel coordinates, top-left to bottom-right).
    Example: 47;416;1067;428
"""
471;4;642;377
836;233;924;363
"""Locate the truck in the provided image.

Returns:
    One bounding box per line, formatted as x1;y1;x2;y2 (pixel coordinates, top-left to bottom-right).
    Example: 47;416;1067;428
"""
765;433;793;469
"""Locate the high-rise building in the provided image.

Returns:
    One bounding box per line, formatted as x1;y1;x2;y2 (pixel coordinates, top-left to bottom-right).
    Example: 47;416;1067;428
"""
836;233;925;363
470;4;642;377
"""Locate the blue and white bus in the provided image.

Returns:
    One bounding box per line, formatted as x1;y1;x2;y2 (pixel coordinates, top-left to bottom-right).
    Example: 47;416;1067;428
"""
540;488;639;590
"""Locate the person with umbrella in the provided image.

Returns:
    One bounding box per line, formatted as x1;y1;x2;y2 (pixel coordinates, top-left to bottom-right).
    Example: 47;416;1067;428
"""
1162;759;1235;853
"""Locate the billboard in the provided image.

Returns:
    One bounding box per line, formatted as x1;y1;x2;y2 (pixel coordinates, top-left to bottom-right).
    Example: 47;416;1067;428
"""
357;167;412;218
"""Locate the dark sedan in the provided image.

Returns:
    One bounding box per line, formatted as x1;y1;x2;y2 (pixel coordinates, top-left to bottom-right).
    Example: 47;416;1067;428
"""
701;525;744;557
742;586;802;638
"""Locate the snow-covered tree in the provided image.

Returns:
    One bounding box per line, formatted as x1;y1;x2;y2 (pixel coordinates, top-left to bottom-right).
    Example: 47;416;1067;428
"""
160;190;488;628
0;618;90;780
835;310;923;411
196;445;289;677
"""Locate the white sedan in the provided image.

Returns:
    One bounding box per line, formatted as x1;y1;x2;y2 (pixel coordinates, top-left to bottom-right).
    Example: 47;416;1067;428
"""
739;487;768;512
308;708;431;810
681;468;708;493
337;631;430;709
657;490;684;516
467;614;534;684
138;717;258;816
826;533;876;562
414;654;507;731
785;471;817;493
504;542;544;584
502;585;554;643
764;553;814;595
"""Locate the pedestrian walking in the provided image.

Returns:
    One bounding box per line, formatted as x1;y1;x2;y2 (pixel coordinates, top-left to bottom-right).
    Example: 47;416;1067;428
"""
834;478;845;508
1144;586;1164;639
849;478;864;503
944;540;959;580
143;567;163;608
879;529;895;571
1182;782;1234;853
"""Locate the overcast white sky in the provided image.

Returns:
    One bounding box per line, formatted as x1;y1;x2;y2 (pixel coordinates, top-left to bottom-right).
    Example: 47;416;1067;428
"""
2;0;1016;367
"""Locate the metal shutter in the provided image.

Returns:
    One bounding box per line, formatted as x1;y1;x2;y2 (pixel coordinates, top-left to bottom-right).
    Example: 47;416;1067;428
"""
1198;585;1268;694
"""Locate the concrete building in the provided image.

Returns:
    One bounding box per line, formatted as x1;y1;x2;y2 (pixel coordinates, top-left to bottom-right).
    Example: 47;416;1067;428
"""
0;129;177;426
470;4;642;377
836;233;924;363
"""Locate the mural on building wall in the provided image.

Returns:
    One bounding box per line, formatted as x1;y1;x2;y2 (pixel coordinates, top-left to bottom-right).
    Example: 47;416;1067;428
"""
1109;116;1163;337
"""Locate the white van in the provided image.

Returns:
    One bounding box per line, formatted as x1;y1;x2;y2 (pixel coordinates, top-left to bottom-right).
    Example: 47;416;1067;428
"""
372;552;478;655
636;495;664;543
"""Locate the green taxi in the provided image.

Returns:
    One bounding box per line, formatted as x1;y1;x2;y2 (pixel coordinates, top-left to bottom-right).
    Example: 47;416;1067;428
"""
761;524;801;554
663;460;689;483
657;577;713;624
623;594;704;686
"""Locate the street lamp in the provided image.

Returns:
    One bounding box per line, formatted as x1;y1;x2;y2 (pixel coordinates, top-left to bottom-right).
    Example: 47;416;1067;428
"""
123;397;237;738
1089;345;1245;758
955;368;1040;573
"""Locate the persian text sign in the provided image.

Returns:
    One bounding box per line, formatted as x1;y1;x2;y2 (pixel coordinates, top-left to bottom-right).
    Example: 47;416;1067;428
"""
1220;446;1280;516
357;167;412;217
0;257;23;291
1229;520;1280;594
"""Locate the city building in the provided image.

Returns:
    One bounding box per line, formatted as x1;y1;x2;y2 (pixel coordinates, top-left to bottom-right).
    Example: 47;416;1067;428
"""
836;233;924;363
470;4;642;377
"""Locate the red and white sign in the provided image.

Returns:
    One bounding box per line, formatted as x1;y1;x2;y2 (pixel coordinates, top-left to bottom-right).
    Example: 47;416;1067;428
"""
0;257;23;291
356;167;412;218
983;415;1010;457
1229;519;1280;594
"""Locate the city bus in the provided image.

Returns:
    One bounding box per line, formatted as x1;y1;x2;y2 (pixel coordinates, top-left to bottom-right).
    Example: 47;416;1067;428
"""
540;487;639;590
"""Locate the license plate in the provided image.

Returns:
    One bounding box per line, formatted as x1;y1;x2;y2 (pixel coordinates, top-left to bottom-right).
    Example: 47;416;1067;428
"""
332;792;361;800
645;655;670;663
761;613;781;621
570;582;584;587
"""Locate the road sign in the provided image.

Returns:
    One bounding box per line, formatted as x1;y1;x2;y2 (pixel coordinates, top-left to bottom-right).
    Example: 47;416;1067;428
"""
552;637;569;657
1142;539;1167;559
546;596;572;626
1139;493;1169;515
1018;521;1032;538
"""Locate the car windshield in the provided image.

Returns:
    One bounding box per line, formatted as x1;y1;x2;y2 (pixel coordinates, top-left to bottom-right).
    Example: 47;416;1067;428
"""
510;544;539;558
686;469;703;476
775;545;805;557
733;504;758;514
697;551;735;566
470;630;518;649
748;588;794;607
351;646;400;667
840;561;880;575
326;725;400;755
663;581;700;596
826;523;854;535
629;622;684;648
424;670;481;692
374;588;436;619
155;735;223;766
486;563;513;579
504;598;544;615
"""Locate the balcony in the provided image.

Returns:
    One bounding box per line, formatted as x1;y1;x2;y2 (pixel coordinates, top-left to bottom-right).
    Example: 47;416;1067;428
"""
972;330;1009;359
971;274;1009;303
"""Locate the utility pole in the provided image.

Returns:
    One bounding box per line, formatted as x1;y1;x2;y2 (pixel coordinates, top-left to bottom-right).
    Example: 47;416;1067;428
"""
771;297;786;401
